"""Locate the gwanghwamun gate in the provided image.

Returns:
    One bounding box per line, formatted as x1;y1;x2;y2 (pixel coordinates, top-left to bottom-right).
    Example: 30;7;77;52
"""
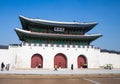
0;16;120;70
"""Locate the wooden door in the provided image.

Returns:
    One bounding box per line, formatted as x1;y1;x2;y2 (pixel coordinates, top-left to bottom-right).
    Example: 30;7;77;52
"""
78;55;87;68
54;53;67;68
31;54;43;68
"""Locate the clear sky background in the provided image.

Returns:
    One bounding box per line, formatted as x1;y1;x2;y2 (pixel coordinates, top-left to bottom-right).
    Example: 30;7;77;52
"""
0;0;120;51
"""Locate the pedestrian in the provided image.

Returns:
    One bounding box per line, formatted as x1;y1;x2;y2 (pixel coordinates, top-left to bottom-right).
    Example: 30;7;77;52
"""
71;64;73;70
38;64;42;68
1;62;5;71
54;65;57;71
5;64;10;71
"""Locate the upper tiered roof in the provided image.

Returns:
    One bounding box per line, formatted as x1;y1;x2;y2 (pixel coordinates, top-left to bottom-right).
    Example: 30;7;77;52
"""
19;15;98;33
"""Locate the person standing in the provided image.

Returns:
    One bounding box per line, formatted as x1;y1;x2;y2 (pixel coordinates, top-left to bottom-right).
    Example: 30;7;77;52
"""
6;64;10;71
1;62;5;71
54;65;57;71
71;64;73;70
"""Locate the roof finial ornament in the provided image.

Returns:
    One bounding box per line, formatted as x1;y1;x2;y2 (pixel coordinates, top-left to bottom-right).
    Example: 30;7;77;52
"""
73;20;77;24
73;20;76;22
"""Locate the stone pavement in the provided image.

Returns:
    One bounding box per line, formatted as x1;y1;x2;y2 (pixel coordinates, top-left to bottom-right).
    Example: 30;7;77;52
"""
0;69;120;84
0;68;120;75
0;69;120;78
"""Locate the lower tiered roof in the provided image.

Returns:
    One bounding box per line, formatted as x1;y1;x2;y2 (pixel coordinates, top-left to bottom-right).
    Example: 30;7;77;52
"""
15;28;102;45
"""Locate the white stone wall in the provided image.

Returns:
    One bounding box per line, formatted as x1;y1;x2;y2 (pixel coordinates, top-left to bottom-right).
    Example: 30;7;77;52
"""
14;43;102;69
0;44;120;70
0;49;9;64
0;46;16;70
100;52;120;68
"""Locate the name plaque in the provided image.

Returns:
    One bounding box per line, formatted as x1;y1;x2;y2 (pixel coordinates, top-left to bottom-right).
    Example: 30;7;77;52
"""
54;27;65;32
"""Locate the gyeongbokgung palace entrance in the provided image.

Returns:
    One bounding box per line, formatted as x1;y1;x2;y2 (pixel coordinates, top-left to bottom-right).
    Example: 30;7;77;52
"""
15;16;102;69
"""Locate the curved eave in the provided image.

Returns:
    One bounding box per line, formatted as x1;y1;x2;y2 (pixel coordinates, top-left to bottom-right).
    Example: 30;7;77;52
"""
19;15;98;30
15;28;102;42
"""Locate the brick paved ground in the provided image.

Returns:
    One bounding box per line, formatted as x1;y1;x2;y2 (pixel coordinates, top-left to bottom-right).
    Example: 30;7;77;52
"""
0;69;120;84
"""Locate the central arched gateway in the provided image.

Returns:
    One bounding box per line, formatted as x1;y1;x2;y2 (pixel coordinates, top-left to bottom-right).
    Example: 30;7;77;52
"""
77;55;87;68
54;53;67;68
31;54;43;68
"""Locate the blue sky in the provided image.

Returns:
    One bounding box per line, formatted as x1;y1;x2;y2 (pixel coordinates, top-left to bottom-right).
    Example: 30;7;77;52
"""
0;0;120;51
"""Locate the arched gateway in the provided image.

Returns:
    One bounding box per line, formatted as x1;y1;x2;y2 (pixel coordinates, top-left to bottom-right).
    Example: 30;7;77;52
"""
54;53;67;68
31;54;43;68
77;55;87;68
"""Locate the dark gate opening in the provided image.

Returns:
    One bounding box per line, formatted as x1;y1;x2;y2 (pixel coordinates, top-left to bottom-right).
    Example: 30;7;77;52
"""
54;53;67;68
78;55;87;68
31;54;43;68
